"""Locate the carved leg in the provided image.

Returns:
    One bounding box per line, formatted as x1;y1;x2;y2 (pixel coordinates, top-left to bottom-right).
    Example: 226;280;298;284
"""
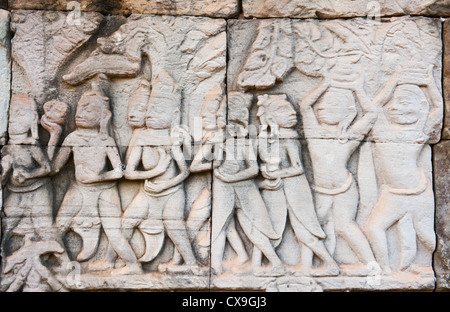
226;218;249;265
397;214;417;271
364;189;406;274
236;209;285;277
98;187;142;275
315;193;336;255
211;183;236;275
289;210;339;276
29;183;56;242
161;190;199;272
333;183;376;269
55;185;82;235
411;188;436;274
2;192;24;249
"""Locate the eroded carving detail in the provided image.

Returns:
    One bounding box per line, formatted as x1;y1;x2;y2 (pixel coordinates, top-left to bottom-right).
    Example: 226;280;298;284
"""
1;12;444;292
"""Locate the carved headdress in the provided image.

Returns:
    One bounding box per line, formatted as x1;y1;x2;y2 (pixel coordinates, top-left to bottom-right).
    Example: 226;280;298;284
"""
227;92;253;138
78;79;112;139
257;94;299;140
256;94;289;126
227;92;253;123
147;71;182;126
149;72;181;106
9;94;39;142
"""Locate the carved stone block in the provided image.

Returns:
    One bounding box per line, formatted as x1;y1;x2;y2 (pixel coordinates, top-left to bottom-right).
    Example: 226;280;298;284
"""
242;0;450;19
218;16;442;291
2;11;226;292
0;9;10;145
1;7;446;293
8;0;239;18
433;141;450;291
443;19;450;140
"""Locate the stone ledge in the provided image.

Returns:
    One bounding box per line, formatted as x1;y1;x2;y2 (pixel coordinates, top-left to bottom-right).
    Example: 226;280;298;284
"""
8;0;240;18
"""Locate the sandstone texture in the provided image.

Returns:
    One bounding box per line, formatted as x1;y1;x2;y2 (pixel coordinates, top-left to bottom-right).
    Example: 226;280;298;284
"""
0;10;10;145
0;1;448;293
8;0;239;17
433;141;450;291
243;0;450;18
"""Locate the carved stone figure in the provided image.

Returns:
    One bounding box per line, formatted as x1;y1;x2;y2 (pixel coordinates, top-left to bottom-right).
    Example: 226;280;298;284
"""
126;79;152;160
298;74;379;275
115;72;201;274
1;94;66;291
187;83;228;263
41;100;70;159
52;81;143;275
1;95;56;245
2;8;444;292
256;94;339;276
211;92;285;276
364;67;442;274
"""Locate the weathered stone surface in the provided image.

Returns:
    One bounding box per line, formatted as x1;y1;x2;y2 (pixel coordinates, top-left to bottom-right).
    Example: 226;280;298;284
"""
218;16;442;291
0;9;9;283
243;0;450;18
8;0;239;18
1;4;447;294
433;141;450;291
228;17;443;143
0;9;10;145
443;19;450;140
2;11;226;292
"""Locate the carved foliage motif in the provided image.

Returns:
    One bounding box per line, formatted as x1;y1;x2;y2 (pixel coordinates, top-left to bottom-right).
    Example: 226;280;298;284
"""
0;11;445;292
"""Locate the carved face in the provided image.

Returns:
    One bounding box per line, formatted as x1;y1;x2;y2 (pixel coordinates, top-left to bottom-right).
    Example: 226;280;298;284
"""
145;97;178;130
267;99;297;128
201;99;220;131
316;89;355;126
75;96;103;129
389;85;422;125
228;108;249;137
128;99;147;129
44;101;69;125
9;96;37;136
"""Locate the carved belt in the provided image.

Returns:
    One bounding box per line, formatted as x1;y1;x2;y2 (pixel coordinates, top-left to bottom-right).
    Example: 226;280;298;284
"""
7;178;49;193
384;169;428;196
142;180;183;197
311;173;353;196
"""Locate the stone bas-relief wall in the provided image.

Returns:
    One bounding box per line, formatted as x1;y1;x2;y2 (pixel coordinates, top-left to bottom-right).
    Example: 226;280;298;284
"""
0;1;448;293
434;19;450;291
243;0;450;18
7;0;239;17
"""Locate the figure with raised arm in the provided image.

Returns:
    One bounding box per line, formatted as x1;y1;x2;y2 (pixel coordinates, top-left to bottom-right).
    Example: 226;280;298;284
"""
298;73;379;275
364;66;442;275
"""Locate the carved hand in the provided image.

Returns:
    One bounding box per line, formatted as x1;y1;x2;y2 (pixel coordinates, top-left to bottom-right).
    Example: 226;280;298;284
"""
213;168;230;182
144;180;170;193
41;115;63;135
397;69;429;87
155;148;172;172
12;167;28;184
260;165;278;180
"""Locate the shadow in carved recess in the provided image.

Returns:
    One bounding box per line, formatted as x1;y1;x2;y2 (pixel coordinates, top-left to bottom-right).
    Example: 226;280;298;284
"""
0;11;444;292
